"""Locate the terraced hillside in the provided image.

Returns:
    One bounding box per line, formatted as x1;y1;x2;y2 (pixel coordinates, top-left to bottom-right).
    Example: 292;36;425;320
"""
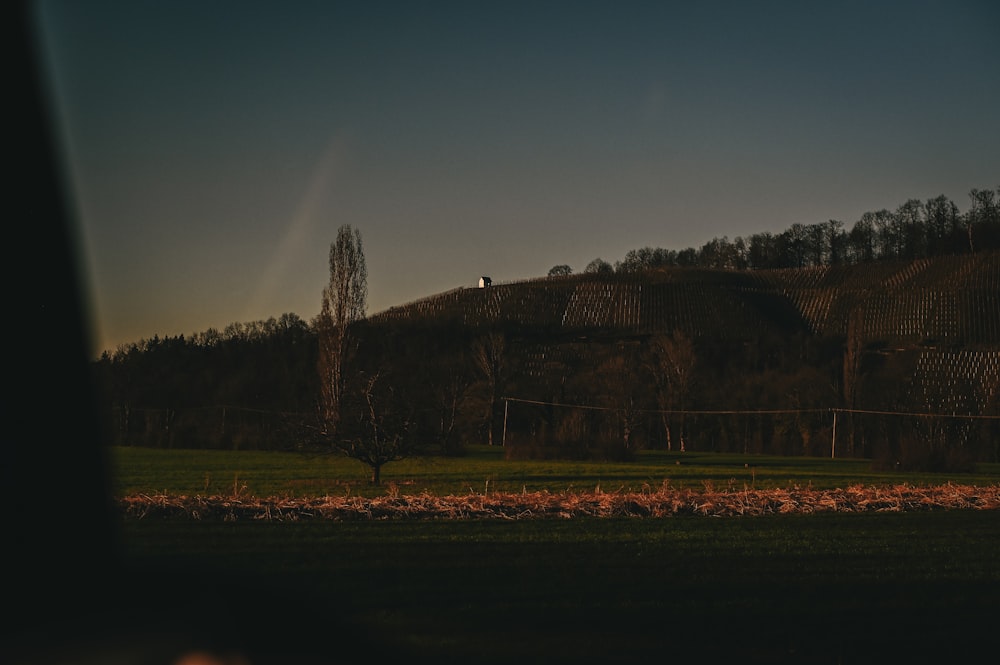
370;251;1000;431
372;251;1000;348
746;252;1000;344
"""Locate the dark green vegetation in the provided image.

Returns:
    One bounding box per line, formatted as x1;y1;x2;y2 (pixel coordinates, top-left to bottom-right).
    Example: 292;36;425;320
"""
111;445;1000;498
104;511;1000;665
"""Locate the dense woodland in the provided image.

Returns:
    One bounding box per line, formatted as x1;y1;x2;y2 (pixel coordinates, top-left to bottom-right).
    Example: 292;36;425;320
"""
93;188;1000;469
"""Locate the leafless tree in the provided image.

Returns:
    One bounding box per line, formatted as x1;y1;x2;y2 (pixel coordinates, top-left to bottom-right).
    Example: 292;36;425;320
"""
596;343;645;455
431;352;474;454
317;225;367;438
337;371;413;485
842;305;865;456
648;330;696;451
473;332;506;445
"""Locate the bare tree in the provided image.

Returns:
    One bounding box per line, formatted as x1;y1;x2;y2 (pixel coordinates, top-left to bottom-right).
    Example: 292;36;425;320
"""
473;332;506;445
648;330;696;451
338;371;413;485
317;225;367;437
842;305;865;456
430;352;474;455
596;343;645;457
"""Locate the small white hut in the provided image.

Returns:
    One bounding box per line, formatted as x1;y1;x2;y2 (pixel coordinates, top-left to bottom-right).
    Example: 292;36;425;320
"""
479;276;492;288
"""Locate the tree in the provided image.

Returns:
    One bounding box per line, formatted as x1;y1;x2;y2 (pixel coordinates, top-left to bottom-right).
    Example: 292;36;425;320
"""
698;236;737;269
894;198;927;260
647;331;696;451
337;371;414;485
317;225;367;438
428;349;474;455
583;258;613;274
825;220;847;265
731;236;749;270
868;209;896;259
595;343;646;458
473;332;507;445
842;306;866;456
968;187;1000;252
805;223;827;266
747;232;779;269
675;247;698;267
782;223;808;268
548;264;573;276
923;195;961;255
617;247;677;272
848;215;876;263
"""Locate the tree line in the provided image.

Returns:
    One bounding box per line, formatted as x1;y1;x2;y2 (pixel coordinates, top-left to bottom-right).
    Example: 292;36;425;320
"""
92;313;319;450
561;187;1000;276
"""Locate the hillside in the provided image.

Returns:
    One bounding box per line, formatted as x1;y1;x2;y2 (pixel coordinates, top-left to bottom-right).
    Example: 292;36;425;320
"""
368;252;1000;446
372;251;1000;347
96;252;1000;462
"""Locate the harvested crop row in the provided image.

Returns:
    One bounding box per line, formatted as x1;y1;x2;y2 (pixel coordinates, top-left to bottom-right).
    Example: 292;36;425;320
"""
119;483;1000;521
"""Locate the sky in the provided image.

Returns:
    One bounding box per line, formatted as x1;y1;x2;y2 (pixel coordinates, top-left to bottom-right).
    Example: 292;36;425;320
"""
32;0;1000;357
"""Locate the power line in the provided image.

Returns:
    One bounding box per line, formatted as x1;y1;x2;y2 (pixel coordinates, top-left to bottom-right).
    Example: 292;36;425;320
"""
501;396;1000;420
833;407;1000;420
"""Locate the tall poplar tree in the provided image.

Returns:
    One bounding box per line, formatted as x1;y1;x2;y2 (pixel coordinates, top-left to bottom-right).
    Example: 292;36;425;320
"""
317;224;367;437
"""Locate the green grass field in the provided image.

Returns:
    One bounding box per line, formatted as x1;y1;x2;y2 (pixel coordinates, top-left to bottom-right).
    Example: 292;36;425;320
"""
109;444;1000;498
87;446;1000;665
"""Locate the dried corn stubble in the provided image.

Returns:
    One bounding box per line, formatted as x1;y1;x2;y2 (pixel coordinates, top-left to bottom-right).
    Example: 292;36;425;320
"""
119;484;1000;521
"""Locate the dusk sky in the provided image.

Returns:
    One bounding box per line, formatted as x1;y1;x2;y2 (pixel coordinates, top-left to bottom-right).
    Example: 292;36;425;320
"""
33;1;999;356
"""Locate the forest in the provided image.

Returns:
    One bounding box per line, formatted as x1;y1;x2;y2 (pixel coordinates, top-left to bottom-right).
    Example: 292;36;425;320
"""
92;187;1000;470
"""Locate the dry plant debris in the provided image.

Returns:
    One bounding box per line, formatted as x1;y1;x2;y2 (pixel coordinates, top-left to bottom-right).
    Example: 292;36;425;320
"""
119;483;1000;521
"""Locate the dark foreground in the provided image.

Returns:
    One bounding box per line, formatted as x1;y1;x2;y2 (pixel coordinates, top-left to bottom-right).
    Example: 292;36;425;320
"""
8;509;999;665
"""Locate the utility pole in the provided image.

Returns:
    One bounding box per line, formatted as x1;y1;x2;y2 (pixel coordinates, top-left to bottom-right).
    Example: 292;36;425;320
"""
502;398;509;447
831;409;837;459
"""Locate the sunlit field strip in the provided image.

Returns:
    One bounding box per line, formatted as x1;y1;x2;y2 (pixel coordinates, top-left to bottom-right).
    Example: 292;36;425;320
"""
119;483;1000;520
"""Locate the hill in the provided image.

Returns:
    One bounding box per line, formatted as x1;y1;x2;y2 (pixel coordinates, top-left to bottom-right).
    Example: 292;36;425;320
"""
360;251;999;464
372;251;1000;347
95;252;1000;464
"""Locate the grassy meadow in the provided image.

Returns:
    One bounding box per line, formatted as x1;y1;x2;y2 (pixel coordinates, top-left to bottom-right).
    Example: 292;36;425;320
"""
109;444;1000;498
91;446;1000;665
